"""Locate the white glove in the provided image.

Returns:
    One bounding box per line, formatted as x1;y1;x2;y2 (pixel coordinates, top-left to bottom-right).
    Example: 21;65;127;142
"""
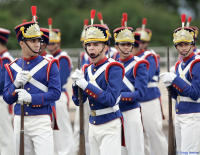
71;69;88;90
14;71;32;88
15;89;32;104
160;72;176;87
170;65;176;73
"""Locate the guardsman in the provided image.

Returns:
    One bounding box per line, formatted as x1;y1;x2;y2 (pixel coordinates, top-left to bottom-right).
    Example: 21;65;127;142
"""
80;19;91;66
71;9;124;155
160;14;200;154
133;18;168;155
47;18;74;155
0;27;15;155
3;6;61;155
186;16;200;54
114;13;148;155
39;27;53;58
73;18;91;155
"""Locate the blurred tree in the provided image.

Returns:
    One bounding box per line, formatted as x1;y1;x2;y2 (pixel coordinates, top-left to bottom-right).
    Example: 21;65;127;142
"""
0;0;200;49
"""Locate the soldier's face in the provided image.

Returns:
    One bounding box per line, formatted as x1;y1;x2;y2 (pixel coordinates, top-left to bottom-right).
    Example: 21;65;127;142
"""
85;42;107;63
139;41;149;50
20;39;41;56
47;42;60;54
176;42;194;57
116;42;133;59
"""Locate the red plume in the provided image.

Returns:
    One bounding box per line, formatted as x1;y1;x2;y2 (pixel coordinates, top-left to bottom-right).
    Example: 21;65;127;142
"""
188;16;192;23
84;19;89;26
181;14;186;28
121;18;125;27
48;18;52;26
97;12;103;20
181;14;186;23
142;18;147;25
91;9;96;19
123;13;128;22
31;6;37;17
90;9;96;25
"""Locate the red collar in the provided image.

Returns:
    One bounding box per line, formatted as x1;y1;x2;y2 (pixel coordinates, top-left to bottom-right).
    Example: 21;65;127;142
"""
40;51;47;56
53;49;61;57
94;57;107;66
23;55;39;61
119;54;133;62
135;49;145;56
0;49;8;56
183;52;195;62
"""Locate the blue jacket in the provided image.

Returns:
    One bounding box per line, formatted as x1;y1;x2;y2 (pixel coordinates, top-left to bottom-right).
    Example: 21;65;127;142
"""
136;49;161;101
118;54;149;112
171;52;200;114
3;55;61;116
72;57;124;125
0;50;14;95
53;49;72;92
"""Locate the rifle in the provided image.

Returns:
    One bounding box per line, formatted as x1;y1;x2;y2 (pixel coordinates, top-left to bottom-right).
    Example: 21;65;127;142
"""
19;58;25;155
167;47;176;155
77;55;86;155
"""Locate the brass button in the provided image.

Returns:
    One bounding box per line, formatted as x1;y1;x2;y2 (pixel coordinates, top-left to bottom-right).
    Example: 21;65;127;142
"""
93;121;96;124
27;88;30;91
27;62;30;65
27;104;29;107
91;104;94;106
25;112;28;115
176;109;178;112
93;68;96;72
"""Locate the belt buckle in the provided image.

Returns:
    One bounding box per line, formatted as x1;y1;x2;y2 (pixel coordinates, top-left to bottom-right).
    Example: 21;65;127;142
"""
177;95;180;104
91;110;96;116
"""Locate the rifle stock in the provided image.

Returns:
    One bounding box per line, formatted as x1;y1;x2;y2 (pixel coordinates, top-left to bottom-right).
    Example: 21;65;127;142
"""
77;55;86;155
167;47;176;155
19;58;25;155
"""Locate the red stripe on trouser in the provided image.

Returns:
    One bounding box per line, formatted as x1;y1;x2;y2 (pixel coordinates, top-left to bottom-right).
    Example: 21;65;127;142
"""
64;91;70;109
159;97;165;120
51;105;59;130
120;116;126;146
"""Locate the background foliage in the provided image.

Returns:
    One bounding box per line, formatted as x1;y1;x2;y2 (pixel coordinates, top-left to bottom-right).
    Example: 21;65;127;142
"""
0;0;200;49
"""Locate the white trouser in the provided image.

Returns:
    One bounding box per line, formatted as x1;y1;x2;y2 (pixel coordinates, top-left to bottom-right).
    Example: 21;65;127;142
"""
122;108;144;155
14;115;54;155
89;118;121;155
0;96;15;155
140;98;168;155
53;92;74;155
73;99;90;155
175;113;200;154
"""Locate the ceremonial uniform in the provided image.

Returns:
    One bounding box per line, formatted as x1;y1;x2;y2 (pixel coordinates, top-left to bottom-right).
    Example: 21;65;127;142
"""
3;8;61;155
160;14;200;154
72;11;124;155
0;28;15;155
40;28;53;58
47;20;74;155
113;15;147;155
73;19;91;155
134;18;167;155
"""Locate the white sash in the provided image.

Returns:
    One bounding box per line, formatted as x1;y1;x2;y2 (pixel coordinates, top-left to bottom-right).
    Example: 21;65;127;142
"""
10;59;49;92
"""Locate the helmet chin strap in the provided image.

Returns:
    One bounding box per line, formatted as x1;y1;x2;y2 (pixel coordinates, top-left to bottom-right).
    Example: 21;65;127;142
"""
24;40;41;54
180;45;192;57
118;45;133;55
85;44;105;59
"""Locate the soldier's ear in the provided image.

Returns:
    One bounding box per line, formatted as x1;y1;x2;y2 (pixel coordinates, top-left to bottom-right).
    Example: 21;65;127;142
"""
19;41;24;48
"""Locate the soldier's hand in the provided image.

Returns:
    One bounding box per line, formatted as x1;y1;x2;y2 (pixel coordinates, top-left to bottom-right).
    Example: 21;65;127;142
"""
15;89;32;104
71;69;88;90
14;71;32;88
160;72;176;87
